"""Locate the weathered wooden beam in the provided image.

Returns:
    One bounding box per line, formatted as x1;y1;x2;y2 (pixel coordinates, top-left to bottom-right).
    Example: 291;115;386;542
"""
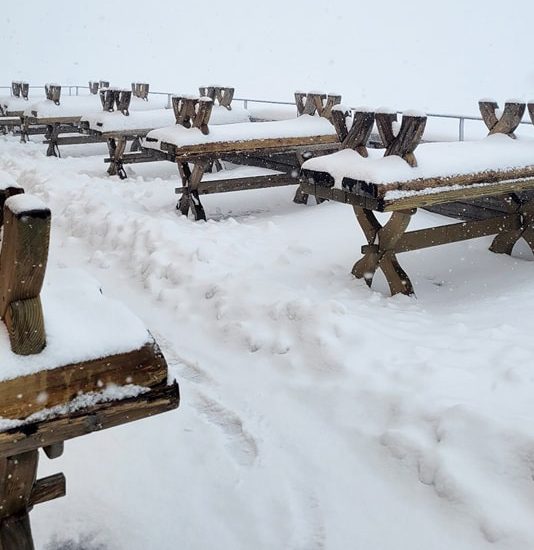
0;196;50;355
28;473;66;507
0;382;180;458
0;341;168;420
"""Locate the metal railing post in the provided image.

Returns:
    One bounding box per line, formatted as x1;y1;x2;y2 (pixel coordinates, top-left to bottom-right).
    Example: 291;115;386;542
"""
459;118;465;141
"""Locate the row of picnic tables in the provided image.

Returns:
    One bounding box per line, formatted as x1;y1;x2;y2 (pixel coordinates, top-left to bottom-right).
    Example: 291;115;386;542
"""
2;82;534;297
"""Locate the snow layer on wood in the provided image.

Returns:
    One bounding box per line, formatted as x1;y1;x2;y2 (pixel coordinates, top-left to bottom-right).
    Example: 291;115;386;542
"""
24;94;169;118
302;134;534;186
81;105;250;133
5;193;47;214
0;267;151;382
143;114;335;151
0;384;148;432
0;95;44;113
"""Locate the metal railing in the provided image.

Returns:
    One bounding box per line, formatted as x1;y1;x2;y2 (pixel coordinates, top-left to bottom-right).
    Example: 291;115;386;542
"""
2;84;532;141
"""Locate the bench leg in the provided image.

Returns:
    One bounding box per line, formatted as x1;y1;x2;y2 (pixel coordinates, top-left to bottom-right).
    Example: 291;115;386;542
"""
176;162;207;221
352;206;415;296
45;124;61;158
490;194;534;255
107;137;127;179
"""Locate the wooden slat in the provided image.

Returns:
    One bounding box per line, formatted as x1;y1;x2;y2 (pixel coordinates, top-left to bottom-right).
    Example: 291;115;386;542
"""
383;177;534;211
159;134;338;158
28;473;66;507
195;173;296;195
343;165;534;200
0;341;168;420
0;382;179;457
394;214;519;253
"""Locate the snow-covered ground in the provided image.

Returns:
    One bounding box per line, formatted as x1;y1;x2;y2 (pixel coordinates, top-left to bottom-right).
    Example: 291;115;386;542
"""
1;134;534;549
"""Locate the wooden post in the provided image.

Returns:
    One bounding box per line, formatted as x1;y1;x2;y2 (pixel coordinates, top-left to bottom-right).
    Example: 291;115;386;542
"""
479;100;525;138
100;88;115;112
20;83;29;100
376;110;426;167
45;84;61;106
172;96;213;134
11;82;21;98
88;81;99;95
99;80;110;89
0;195;50;355
116;90;132;116
294;92;341;120
332;107;375;157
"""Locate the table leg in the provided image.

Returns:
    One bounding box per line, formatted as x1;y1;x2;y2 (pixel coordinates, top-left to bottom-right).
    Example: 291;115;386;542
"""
352;206;415;296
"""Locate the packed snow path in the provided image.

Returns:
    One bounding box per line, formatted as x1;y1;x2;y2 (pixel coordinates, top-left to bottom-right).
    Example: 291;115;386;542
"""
1;137;534;549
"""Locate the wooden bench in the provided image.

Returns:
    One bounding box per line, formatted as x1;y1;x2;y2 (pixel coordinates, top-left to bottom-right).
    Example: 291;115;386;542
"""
139;91;342;220
300;100;534;296
0;186;179;548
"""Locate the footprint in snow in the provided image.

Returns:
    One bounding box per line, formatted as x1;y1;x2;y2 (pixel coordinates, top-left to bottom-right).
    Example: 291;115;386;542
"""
194;392;259;467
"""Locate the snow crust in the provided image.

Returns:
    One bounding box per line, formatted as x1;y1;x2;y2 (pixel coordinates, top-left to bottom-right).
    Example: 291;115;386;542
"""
143;114;335;151
302;134;534;186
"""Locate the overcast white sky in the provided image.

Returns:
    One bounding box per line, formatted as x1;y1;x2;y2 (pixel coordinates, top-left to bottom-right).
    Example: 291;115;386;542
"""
1;0;533;114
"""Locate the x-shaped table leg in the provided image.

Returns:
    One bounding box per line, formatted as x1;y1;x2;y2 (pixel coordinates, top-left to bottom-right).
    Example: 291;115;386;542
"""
490;194;534;255
176;161;208;221
352;206;416;296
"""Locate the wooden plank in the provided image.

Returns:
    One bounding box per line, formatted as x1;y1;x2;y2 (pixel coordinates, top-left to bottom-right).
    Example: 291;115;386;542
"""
342;165;534;201
158;134;338;158
28;473;66;507
45;135;106;146
382;177;534;211
0;341;168;420
195;173;296;195
0;451;38;518
24;116;81;125
0;382;179;457
394;214;519;253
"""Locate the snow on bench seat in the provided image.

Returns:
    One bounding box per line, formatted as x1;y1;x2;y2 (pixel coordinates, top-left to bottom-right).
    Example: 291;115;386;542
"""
0;95;44;114
143;114;337;153
23;94;169;119
81;104;250;134
0;267;150;384
302;134;534;198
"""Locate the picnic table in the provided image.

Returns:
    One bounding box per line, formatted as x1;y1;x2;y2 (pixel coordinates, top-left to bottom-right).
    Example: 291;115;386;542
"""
299;100;534;296
0;185;179;548
140;92;342;220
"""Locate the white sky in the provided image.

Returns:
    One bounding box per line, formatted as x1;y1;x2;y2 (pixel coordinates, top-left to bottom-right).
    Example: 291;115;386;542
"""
1;0;533;114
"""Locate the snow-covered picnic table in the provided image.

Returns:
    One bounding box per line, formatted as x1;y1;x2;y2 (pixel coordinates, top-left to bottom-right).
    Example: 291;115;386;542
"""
0;186;179;548
141;98;340;220
300;101;534;296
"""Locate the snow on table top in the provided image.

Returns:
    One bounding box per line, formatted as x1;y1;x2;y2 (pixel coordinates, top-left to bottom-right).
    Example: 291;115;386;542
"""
81;104;250;133
0;267;151;383
5;193;47;214
143;114;335;151
0;95;44;113
302;134;534;187
24;94;169;119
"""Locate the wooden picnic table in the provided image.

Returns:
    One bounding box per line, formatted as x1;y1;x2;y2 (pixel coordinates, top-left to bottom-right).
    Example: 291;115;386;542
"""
300;100;534;296
0;185;179;548
139;92;342;219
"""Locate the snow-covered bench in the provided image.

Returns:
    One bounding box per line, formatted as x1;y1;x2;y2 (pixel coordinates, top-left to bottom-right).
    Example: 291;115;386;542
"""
140;92;341;220
0;186;179;546
80;91;250;178
300;99;534;296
